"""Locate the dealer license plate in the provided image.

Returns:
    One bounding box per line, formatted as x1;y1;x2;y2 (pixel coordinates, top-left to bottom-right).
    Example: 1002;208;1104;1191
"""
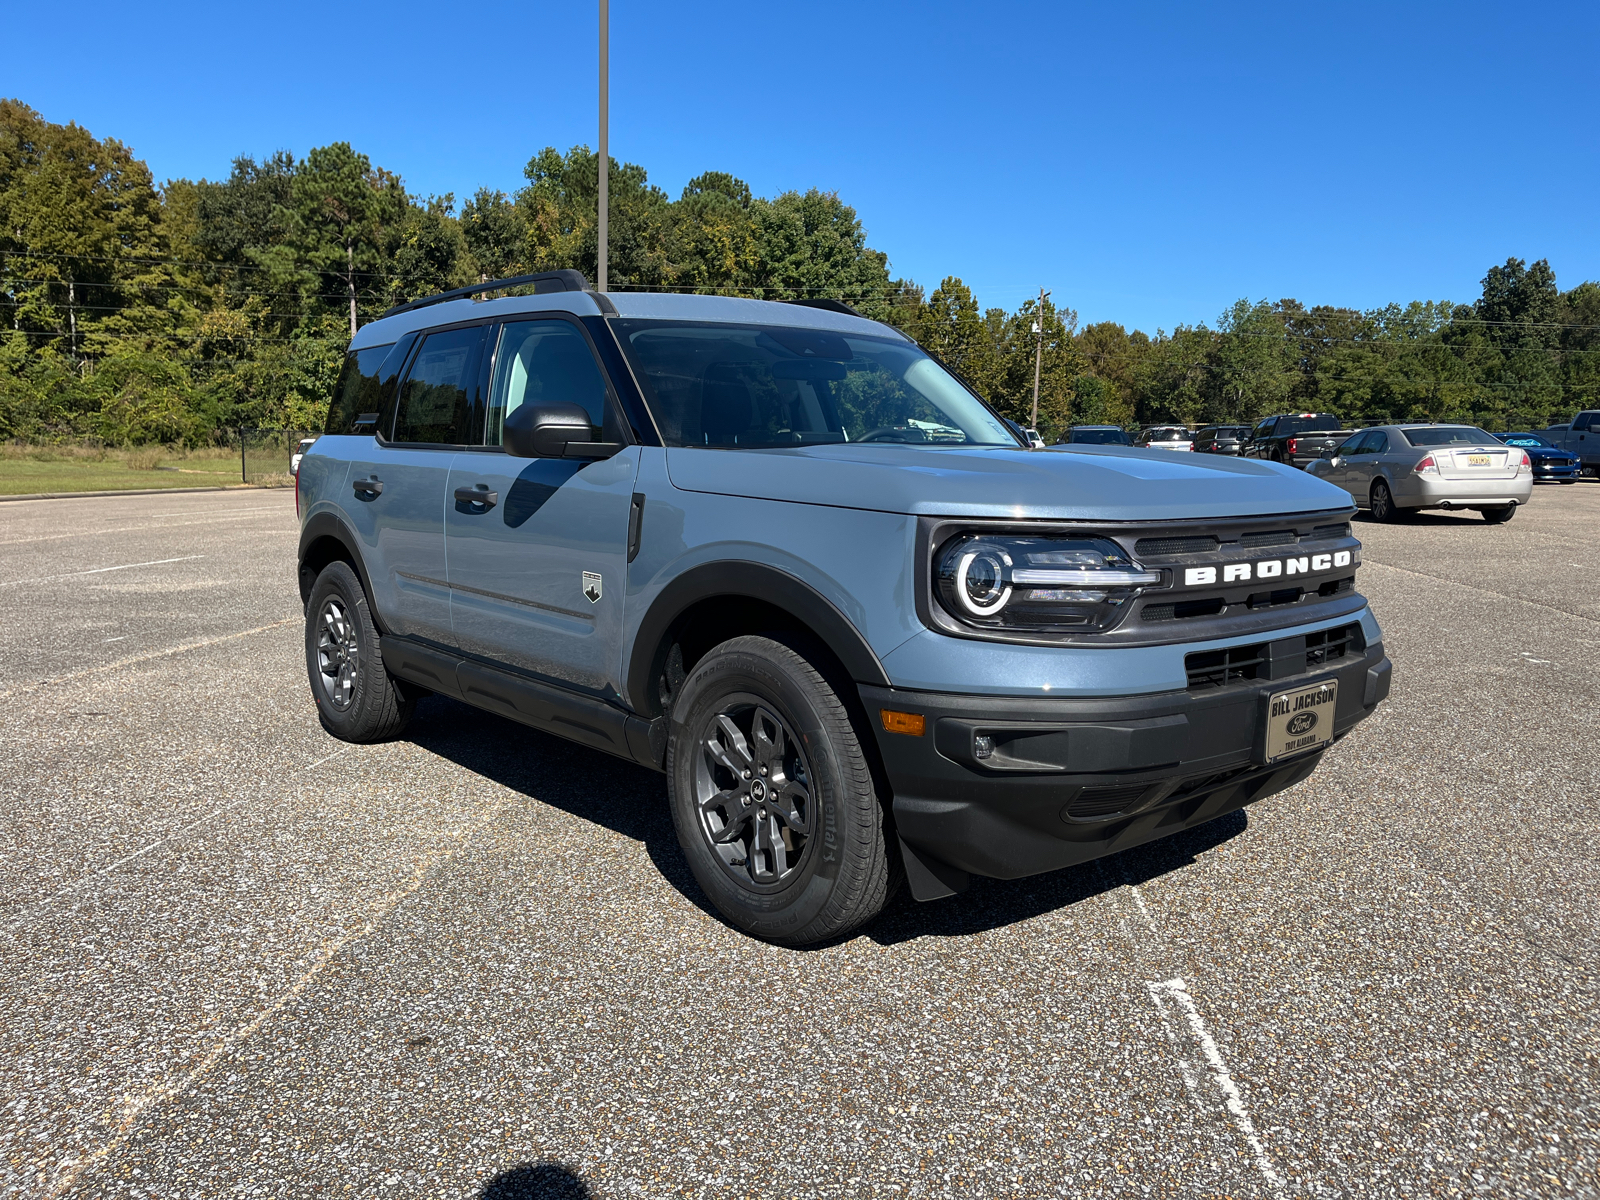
1263;679;1338;763
1466;454;1491;466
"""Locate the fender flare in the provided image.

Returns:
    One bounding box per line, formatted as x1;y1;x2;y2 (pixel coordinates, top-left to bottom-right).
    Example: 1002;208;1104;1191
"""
625;561;891;713
297;512;385;631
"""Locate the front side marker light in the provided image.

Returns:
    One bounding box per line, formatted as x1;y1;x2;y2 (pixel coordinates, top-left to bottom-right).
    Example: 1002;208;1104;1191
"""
880;709;926;737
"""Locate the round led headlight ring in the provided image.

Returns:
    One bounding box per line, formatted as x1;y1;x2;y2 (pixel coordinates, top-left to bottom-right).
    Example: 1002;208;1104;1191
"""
955;545;1012;616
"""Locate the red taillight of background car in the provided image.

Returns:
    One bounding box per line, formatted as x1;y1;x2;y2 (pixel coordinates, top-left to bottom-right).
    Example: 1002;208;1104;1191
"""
1286;437;1299;455
1414;454;1438;476
1516;449;1531;473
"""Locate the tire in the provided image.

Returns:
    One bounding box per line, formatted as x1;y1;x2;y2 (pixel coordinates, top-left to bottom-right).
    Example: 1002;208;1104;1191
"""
1369;479;1408;523
304;560;415;742
665;635;894;946
1481;504;1517;524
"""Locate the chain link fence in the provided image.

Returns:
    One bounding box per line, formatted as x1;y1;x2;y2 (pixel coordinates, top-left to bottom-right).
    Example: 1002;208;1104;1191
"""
234;428;319;486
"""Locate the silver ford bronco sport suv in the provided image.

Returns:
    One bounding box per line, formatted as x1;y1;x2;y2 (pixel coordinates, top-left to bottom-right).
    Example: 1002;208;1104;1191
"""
297;271;1392;945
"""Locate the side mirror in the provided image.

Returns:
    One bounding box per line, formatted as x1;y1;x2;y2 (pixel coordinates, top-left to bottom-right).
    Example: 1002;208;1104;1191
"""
504;403;620;459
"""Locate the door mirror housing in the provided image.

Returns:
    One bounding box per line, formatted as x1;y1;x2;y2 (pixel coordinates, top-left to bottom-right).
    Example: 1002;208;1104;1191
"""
504;403;621;459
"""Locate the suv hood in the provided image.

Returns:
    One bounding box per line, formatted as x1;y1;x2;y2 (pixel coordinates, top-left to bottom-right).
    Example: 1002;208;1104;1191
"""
665;443;1352;521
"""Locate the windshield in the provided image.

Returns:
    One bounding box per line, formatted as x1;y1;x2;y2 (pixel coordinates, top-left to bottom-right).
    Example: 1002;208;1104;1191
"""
1069;428;1131;445
611;321;1019;449
1498;434;1553;447
1276;415;1343;435
1400;426;1498;447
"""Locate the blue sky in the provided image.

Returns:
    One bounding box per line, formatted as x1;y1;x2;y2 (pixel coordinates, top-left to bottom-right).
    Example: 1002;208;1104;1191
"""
8;1;1597;331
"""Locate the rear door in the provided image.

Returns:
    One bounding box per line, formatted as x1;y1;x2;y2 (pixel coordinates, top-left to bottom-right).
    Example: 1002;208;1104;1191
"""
343;324;486;642
444;315;640;696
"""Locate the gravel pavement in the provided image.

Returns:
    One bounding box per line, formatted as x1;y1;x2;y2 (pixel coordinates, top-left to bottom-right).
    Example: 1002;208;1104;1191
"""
1;485;1596;1199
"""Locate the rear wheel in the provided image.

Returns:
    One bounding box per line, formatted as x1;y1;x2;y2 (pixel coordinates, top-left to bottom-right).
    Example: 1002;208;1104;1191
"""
665;635;894;946
304;561;415;742
1481;504;1517;524
1369;479;1407;523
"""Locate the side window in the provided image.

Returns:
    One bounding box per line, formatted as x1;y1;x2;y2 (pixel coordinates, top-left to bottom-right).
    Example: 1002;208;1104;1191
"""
1575;412;1596;432
392;326;485;445
1366;431;1388;454
324;344;394;435
485;319;616;447
1254;418;1275;439
1336;432;1366;456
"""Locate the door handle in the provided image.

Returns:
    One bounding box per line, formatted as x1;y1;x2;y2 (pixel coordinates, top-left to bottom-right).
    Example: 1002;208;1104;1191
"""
352;475;382;498
455;484;499;509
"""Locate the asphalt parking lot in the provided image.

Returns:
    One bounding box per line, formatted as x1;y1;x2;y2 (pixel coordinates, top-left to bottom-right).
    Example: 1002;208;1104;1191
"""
1;483;1597;1199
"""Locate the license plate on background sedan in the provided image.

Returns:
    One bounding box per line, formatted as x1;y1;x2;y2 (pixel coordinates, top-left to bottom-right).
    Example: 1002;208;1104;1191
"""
1466;454;1491;466
1263;679;1338;763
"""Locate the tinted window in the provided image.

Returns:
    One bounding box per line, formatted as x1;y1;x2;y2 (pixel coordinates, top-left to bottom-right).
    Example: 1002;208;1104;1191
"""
392;326;484;444
1069;428;1131;445
1366;432;1389;453
324;344;395;435
1275;415;1343;435
1335;432;1367;455
1398;426;1497;447
485;319;614;446
1574;412;1597;431
613;321;1015;449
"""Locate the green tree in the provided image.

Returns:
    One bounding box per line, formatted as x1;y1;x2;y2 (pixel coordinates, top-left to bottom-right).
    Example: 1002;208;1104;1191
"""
290;142;405;336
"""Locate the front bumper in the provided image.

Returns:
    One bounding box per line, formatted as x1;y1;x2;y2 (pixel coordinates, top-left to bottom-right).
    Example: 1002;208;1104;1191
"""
863;639;1390;898
1533;459;1580;481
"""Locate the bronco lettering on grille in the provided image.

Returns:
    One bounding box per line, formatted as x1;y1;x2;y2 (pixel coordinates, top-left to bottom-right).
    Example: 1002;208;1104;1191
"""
1184;550;1353;587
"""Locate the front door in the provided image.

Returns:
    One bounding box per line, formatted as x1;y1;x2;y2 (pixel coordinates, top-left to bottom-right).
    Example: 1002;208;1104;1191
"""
445;316;639;698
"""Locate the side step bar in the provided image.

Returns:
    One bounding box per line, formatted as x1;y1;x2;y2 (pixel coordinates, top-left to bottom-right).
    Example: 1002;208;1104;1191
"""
379;635;665;772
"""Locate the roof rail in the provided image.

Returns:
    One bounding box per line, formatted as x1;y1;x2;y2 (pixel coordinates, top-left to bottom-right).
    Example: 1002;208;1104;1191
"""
380;269;593;320
783;297;860;317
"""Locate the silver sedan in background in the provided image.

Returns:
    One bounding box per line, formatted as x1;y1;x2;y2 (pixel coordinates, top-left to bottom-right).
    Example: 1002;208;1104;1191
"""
1307;424;1534;523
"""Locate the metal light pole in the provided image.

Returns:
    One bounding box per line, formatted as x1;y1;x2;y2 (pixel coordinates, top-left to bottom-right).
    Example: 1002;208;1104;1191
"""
597;0;609;292
1031;287;1051;431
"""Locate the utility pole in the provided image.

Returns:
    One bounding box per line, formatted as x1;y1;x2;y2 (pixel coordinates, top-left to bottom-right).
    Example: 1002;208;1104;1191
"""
597;0;609;292
1031;287;1051;432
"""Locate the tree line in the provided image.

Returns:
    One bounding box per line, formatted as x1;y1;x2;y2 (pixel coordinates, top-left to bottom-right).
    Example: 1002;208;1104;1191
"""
3;97;1596;446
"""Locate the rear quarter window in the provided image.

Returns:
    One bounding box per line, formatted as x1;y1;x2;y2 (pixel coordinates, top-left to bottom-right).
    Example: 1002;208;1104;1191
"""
324;344;396;435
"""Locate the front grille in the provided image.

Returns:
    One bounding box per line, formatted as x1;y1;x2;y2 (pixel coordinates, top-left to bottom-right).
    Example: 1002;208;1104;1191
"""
1185;642;1266;690
1141;596;1227;622
1247;587;1303;609
1308;523;1351;540
1240;529;1298;548
1134;535;1219;557
1306;622;1362;666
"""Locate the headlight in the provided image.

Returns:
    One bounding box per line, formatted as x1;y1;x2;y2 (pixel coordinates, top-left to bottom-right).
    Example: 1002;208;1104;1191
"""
934;534;1160;632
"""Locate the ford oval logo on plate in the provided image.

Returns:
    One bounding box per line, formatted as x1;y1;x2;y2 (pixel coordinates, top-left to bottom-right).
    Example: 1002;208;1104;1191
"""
1286;712;1318;736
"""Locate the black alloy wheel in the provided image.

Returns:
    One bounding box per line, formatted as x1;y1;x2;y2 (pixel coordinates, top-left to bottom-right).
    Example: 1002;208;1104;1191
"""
303;560;415;742
666;635;896;945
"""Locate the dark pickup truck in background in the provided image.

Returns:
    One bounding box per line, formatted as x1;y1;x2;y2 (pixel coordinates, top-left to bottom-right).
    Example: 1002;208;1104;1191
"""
1543;410;1600;476
1244;413;1356;469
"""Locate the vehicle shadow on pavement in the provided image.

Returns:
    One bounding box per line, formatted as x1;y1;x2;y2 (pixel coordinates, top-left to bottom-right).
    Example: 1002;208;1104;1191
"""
863;809;1249;946
479;1160;591;1198
403;696;1250;947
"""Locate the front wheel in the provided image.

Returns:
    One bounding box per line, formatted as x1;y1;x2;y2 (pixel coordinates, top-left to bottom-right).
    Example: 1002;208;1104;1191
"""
665;635;894;945
304;560;415;742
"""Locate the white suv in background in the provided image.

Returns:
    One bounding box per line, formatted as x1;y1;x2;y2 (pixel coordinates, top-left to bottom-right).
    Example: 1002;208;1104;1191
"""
1137;426;1193;452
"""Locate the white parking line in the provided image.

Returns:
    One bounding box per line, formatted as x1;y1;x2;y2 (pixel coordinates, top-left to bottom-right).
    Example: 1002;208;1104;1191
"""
1147;977;1287;1196
0;554;205;588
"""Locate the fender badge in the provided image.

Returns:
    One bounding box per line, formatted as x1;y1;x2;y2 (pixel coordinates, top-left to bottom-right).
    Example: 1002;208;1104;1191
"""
582;571;602;603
